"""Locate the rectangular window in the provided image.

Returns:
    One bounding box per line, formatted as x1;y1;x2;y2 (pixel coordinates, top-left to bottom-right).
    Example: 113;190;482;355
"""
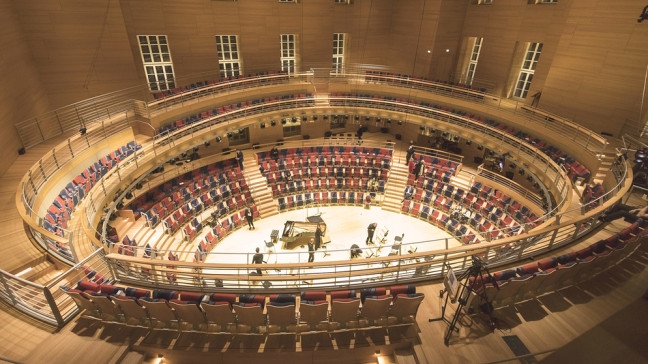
280;34;297;74
332;33;346;74
529;0;557;3
216;35;242;78
334;0;351;3
228;127;249;146
283;117;302;137
330;115;346;129
513;42;542;99
138;35;176;92
279;0;296;2
466;37;483;86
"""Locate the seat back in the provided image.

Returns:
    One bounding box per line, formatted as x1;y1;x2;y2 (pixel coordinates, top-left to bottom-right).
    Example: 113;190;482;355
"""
233;304;266;332
266;304;297;332
114;297;149;321
330;298;360;329
201;302;236;328
360;296;392;323
388;294;424;323
169;301;206;327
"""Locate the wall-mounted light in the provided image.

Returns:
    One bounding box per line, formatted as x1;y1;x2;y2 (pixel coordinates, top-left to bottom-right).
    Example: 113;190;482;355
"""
215;136;222;142
271;120;277;126
79;127;87;135
260;122;266;129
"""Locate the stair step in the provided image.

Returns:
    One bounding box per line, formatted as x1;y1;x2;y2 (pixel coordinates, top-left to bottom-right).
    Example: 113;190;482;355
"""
394;348;418;364
21;260;57;282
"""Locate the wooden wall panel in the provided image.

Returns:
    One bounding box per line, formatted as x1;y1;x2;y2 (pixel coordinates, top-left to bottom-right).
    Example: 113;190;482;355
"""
12;0;141;109
0;1;51;175
541;0;648;136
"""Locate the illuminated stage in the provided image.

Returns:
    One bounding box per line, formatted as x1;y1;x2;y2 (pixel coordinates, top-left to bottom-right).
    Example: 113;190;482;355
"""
202;205;459;266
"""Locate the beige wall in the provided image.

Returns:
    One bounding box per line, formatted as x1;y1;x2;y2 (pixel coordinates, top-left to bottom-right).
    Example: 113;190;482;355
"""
461;0;648;137
0;1;51;175
12;0;140;109
5;0;648;158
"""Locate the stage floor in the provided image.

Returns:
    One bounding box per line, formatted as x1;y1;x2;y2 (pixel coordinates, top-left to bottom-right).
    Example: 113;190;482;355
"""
203;205;460;265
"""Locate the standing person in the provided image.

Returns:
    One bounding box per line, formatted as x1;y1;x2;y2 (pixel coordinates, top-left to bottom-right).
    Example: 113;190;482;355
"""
308;238;315;263
405;144;415;165
412;158;422;177
251;247;264;275
315;224;323;250
366;222;377;244
413;158;425;178
245;207;255;230
236;150;244;170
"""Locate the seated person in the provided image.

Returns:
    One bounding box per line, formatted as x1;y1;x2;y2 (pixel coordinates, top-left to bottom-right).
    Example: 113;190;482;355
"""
403;185;415;202
600;201;648;223
350;244;363;259
367;177;378;192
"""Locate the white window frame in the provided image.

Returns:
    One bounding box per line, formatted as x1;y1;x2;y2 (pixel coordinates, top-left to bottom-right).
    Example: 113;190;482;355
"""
216;35;242;78
466;37;483;86
332;33;346;74
513;42;542;99
138;35;176;92
280;34;297;74
334;0;351;4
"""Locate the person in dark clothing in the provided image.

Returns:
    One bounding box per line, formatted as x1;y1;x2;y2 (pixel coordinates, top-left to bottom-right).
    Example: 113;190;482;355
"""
315;224;323;250
405;144;415;165
245;207;255;229
350;244;363;259
236;150;244;170
599;201;648;223
366;222;377;244
308;238;315;263
270;146;279;161
252;247;264;275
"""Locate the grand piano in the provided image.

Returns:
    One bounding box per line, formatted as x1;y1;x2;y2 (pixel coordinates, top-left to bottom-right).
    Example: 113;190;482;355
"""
280;215;330;250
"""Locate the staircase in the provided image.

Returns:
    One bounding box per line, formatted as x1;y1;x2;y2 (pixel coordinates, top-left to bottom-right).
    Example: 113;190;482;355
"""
591;153;616;185
381;149;410;213
242;150;279;219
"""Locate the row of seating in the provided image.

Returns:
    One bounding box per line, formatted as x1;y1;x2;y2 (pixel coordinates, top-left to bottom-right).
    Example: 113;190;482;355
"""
45;141;142;237
156;93;314;135
470;181;539;223
581;183;605;212
271;177;386;198
128;159;243;217
466;219;646;312
163;188;252;236
191;205;261;264
363;70;487;96
264;165;390;184
63;281;424;335
116;235;138;256
278;191;374;211
330;92;590;183
151;70;290;100
408;153;460;175
144;181;247;228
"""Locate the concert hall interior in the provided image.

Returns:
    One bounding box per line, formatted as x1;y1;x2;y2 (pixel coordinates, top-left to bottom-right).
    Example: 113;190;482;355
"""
1;1;648;363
